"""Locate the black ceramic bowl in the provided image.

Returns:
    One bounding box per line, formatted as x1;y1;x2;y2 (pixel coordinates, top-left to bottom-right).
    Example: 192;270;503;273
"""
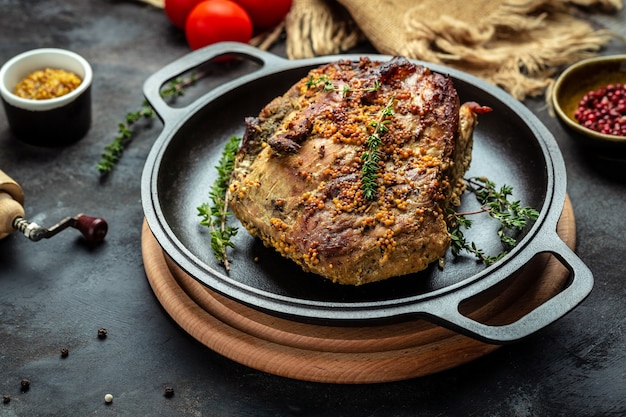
0;48;93;147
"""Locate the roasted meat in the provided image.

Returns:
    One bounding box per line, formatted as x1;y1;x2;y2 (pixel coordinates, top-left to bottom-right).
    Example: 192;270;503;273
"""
228;57;482;285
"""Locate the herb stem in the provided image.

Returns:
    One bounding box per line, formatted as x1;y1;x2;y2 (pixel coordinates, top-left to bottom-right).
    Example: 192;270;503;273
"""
449;176;539;265
454;209;488;216
361;94;395;200
197;135;241;271
97;70;208;175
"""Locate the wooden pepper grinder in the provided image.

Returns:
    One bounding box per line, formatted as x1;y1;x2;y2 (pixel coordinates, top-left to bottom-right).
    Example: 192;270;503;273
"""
0;169;107;244
0;168;25;240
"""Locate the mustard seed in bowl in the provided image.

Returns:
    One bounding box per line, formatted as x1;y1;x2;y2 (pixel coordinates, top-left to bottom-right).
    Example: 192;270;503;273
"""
14;68;82;100
0;48;93;145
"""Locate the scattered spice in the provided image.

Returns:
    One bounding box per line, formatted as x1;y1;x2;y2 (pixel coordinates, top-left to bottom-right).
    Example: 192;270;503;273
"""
3;395;10;404
163;386;175;398
104;393;113;404
574;83;626;137
60;347;69;358
20;378;30;392
97;328;108;339
14;68;82;100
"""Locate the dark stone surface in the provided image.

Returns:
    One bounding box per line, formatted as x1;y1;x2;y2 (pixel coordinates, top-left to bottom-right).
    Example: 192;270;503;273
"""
0;1;625;416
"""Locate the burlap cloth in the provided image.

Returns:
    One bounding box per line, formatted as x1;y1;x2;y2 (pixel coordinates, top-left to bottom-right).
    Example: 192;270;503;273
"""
285;0;624;99
139;0;622;99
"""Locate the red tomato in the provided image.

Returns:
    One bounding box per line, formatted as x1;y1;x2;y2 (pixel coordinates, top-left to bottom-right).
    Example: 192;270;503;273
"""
164;0;204;29
231;0;292;30
185;0;253;50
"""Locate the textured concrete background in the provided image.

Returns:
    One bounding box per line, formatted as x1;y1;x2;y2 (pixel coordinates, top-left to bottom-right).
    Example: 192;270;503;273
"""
0;1;625;416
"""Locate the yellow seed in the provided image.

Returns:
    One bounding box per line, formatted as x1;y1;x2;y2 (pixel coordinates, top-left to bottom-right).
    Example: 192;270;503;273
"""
14;68;82;100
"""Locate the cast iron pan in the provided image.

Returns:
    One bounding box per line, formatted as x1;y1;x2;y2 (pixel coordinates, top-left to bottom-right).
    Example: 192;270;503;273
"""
141;42;593;343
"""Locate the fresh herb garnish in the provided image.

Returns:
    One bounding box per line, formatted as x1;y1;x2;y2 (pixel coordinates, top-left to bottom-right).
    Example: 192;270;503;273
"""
305;74;392;200
199;142;537;269
97;72;204;175
448;176;540;265
361;95;395;200
197;135;241;271
96;100;156;174
197;73;535;270
305;75;381;96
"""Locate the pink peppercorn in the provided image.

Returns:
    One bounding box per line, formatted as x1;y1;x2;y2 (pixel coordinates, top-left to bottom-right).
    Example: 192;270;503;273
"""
574;83;626;137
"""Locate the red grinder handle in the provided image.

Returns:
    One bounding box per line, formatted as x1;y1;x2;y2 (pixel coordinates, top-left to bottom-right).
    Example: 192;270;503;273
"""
75;214;108;244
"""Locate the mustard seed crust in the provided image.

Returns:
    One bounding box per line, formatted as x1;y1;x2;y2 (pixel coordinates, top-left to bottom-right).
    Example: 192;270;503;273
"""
228;57;479;285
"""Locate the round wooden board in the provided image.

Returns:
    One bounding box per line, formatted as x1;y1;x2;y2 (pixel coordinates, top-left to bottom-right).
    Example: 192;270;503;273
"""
141;196;576;384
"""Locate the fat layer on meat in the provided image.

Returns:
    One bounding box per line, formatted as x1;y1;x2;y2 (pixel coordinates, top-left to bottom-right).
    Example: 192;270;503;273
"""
228;57;480;285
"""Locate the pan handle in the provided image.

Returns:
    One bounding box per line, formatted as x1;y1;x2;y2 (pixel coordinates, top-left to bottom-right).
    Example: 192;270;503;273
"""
421;232;593;344
143;42;288;125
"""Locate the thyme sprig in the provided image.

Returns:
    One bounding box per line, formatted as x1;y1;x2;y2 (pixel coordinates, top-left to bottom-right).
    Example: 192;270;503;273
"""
448;176;540;265
97;72;204;174
305;74;392;200
361;95;395;200
96;100;156;174
197;135;242;271
305;74;381;96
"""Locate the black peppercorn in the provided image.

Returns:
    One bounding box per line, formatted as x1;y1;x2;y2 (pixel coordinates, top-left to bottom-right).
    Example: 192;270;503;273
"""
163;386;175;398
2;395;10;404
20;379;30;392
60;347;69;358
97;328;108;339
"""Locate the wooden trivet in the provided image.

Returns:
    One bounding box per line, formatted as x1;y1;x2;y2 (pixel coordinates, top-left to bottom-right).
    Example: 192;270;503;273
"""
141;197;575;384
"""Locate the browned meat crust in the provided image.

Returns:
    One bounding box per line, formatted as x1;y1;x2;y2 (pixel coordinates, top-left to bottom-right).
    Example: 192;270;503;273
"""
228;57;480;285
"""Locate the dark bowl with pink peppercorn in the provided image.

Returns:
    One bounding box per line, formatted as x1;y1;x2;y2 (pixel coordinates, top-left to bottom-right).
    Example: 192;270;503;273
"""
552;54;626;153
